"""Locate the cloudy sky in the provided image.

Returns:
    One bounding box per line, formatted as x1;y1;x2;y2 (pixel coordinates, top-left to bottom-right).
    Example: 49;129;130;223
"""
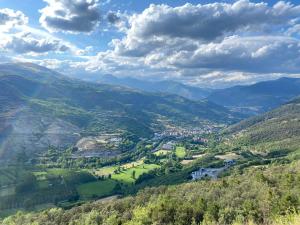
0;0;300;88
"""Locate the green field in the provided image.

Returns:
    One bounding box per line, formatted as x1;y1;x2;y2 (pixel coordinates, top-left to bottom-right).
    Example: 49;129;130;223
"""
77;179;117;199
175;147;186;158
154;150;171;156
112;164;160;183
94;166;117;177
46;168;74;176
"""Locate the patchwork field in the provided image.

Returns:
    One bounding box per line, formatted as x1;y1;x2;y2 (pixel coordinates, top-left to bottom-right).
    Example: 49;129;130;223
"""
175;147;186;158
112;164;160;183
154;150;171;156
77;179;117;199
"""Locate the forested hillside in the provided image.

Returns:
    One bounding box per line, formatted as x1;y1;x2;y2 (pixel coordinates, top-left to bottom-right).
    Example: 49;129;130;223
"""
0;63;237;160
2;161;300;225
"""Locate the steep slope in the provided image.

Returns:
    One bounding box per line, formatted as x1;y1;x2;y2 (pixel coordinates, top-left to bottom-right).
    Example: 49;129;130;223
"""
225;96;300;153
79;74;212;100
207;77;300;115
0;63;238;160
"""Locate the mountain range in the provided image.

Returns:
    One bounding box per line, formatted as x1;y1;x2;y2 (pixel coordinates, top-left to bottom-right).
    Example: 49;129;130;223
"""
74;73;213;100
74;73;300;116
207;77;300;115
0;63;236;160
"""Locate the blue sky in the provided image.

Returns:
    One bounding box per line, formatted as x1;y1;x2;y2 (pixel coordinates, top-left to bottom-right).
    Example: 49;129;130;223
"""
0;0;300;87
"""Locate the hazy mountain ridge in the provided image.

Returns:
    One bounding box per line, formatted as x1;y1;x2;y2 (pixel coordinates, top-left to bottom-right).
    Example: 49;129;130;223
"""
77;73;213;100
0;63;237;159
207;77;300;115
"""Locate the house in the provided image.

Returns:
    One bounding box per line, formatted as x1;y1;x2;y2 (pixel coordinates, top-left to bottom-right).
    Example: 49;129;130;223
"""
161;141;176;150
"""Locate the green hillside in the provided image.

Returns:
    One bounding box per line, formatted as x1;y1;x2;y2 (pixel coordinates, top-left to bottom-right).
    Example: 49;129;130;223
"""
0;63;238;160
224;97;300;154
2;161;300;225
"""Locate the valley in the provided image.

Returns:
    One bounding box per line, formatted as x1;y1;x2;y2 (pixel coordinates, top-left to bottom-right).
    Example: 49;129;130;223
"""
1;0;300;224
0;64;300;225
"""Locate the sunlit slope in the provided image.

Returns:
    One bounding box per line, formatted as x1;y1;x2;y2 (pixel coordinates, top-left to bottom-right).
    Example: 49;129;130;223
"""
0;63;238;159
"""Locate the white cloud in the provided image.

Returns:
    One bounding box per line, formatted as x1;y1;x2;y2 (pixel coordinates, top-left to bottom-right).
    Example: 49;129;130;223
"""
0;8;28;32
118;0;300;55
73;0;300;87
0;31;72;55
166;36;300;73
4;1;300;87
39;0;101;33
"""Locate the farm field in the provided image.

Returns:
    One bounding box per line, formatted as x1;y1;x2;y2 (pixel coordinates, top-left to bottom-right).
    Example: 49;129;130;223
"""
180;159;195;165
93;159;145;177
77;179;117;199
175;146;186;158
112;164;160;183
93;166;117;177
154;150;171;156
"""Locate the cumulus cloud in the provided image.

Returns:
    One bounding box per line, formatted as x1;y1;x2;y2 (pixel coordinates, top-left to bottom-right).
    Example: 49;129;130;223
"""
39;0;101;33
73;0;300;87
126;1;300;41
0;8;28;32
6;0;300;87
114;1;300;57
167;36;300;73
0;32;70;55
107;11;120;24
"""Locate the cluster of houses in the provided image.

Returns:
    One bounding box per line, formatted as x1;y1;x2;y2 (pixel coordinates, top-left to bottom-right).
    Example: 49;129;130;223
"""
161;141;176;150
192;137;209;143
153;125;222;141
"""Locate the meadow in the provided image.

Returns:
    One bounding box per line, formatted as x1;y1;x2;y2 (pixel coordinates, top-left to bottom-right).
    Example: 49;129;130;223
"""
77;179;117;199
111;164;160;183
175;146;186;158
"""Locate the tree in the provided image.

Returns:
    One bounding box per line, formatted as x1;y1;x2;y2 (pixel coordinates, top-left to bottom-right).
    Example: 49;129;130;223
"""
132;170;136;180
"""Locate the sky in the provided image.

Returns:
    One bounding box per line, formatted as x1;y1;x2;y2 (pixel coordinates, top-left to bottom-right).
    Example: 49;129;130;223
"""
0;0;300;88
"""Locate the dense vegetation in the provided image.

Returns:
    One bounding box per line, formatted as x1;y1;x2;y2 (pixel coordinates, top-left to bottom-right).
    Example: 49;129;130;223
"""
1;63;300;225
224;97;300;154
2;161;300;225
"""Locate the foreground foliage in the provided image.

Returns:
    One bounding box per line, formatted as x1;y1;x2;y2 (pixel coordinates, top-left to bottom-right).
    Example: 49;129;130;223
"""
2;161;300;225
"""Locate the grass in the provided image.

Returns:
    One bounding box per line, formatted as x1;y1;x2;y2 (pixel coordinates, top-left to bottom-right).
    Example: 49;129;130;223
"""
94;166;117;176
93;159;145;177
121;159;144;169
77;179;117;199
175;146;186;158
180;159;195;165
33;171;48;181
46;168;74;176
154;150;171;156
112;164;160;184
